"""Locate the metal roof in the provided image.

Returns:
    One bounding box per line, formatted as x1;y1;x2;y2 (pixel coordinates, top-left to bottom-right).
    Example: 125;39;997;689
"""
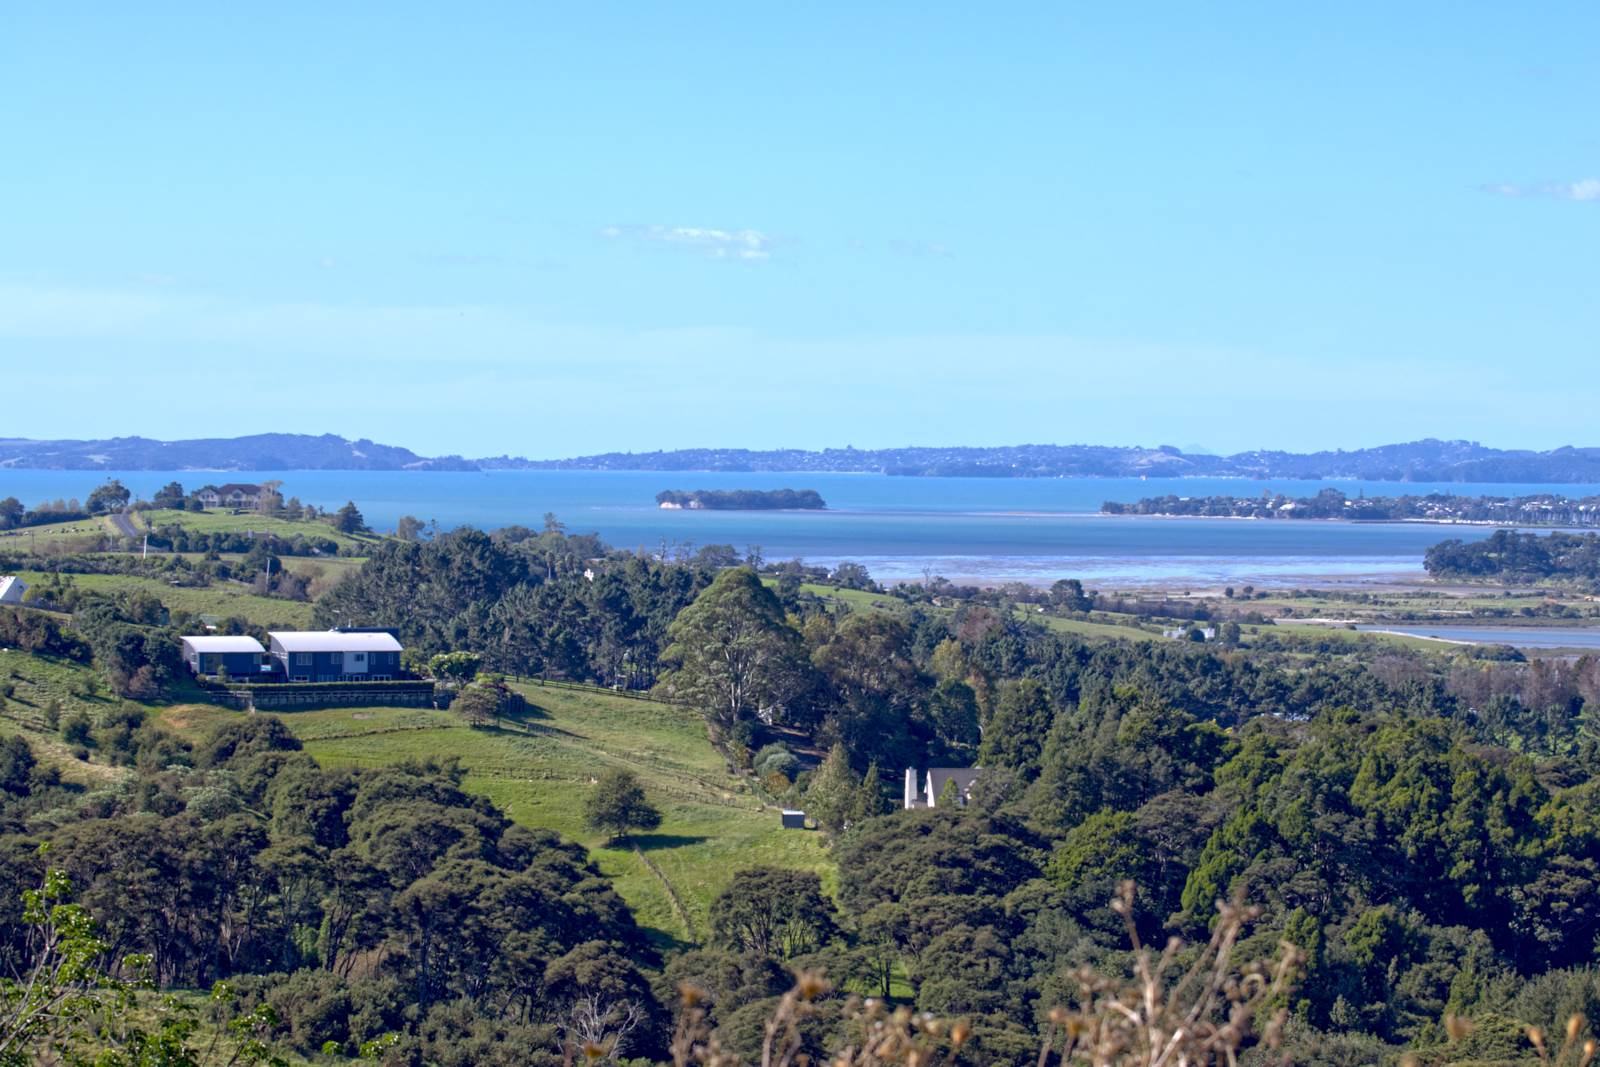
180;635;265;653
269;630;403;652
926;767;982;794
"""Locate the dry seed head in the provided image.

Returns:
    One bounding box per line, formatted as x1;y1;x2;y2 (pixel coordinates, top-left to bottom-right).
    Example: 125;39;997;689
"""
798;972;830;1000
1530;1027;1547;1054
950;1021;970;1046
1444;1015;1475;1042
1570;1015;1587;1042
679;983;707;1008
583;1041;606;1060
1263;1009;1288;1048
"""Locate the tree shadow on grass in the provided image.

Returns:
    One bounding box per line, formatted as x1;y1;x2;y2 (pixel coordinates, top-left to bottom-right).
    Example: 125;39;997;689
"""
501;702;551;723
484;718;580;740
628;833;710;852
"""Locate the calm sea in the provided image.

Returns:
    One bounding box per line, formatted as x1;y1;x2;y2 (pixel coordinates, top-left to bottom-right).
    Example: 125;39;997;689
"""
1357;626;1600;649
4;469;1596;588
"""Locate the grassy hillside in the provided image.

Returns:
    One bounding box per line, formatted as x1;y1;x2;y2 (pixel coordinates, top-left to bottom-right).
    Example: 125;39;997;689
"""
1022;608;1160;642
14;569;317;629
0;649;137;786
1;508;378;560
795;581;909;613
132;508;380;552
158;682;833;948
0;515;122;553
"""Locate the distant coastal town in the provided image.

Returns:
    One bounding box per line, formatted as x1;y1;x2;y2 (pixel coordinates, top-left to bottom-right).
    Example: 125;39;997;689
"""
1103;489;1600;527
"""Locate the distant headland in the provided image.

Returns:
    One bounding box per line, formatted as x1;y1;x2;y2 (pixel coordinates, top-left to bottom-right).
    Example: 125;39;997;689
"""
656;489;826;510
6;434;1600;484
1105;489;1600;527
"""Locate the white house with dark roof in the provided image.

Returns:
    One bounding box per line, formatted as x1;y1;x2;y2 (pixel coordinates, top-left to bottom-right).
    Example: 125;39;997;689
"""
196;484;264;510
268;630;403;682
903;767;981;809
0;576;25;605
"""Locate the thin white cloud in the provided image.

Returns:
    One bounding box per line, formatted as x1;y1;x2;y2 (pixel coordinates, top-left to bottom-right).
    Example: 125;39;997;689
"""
889;238;952;258
1483;178;1600;201
600;224;775;261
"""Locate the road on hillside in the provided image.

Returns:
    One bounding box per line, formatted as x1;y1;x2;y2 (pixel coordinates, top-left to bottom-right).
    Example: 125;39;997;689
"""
110;510;140;539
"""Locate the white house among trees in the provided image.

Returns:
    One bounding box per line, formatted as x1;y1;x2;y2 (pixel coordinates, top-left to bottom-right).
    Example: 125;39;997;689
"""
902;767;980;809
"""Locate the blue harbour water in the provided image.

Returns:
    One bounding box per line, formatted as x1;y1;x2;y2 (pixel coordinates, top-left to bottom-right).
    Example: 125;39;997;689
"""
5;469;1598;587
1356;626;1600;650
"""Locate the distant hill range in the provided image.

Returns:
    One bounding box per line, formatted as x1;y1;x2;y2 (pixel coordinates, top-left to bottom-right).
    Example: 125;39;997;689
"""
5;435;1600;483
507;440;1600;483
0;434;477;471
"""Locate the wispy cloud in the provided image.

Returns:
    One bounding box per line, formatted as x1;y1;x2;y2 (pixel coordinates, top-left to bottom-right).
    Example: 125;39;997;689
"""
889;238;951;258
599;224;775;261
1483;178;1600;202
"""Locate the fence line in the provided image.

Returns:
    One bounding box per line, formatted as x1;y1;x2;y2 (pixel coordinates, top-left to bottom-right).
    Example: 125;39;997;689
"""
518;675;668;703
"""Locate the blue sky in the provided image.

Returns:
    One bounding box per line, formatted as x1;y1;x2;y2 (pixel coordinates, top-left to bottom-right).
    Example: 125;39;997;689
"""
2;3;1597;457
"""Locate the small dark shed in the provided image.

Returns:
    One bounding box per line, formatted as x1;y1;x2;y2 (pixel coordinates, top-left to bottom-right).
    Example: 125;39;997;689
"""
780;809;807;830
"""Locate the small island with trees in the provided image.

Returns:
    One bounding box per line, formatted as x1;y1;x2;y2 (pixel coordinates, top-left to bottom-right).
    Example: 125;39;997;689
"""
656;488;826;510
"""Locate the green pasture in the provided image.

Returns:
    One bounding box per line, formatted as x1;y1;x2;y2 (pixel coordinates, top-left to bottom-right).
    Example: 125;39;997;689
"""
158;682;832;948
0;515;122;552
0;649;140;785
14;569;317;629
132;508;379;552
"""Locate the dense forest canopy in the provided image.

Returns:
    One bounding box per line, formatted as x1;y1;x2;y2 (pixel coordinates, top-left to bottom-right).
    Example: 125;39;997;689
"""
6;517;1600;1063
1426;529;1600;586
0;719;661;1064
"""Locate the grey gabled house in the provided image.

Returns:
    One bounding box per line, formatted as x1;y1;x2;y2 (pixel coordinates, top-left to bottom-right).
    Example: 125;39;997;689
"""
268;630;403;682
196;484;264;510
180;635;268;677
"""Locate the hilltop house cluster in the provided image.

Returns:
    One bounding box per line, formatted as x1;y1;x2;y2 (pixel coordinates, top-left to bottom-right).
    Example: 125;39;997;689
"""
195;483;266;509
180;628;404;683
